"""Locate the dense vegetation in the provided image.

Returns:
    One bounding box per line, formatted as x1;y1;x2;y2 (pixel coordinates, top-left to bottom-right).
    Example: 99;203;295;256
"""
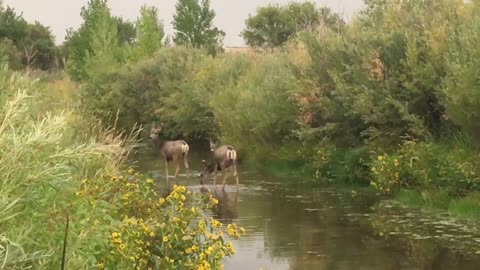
0;1;242;269
2;0;480;268
73;0;480;218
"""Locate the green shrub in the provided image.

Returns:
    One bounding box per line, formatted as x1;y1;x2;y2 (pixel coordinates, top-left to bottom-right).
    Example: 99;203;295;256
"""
443;14;480;137
210;53;299;159
75;171;242;270
312;147;371;185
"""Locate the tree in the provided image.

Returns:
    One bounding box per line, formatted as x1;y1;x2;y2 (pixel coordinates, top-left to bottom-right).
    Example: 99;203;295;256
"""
0;5;57;70
25;22;57;70
84;0;119;79
113;16;136;46
64;0;119;80
241;4;292;49
241;2;345;49
134;5;165;58
172;0;225;54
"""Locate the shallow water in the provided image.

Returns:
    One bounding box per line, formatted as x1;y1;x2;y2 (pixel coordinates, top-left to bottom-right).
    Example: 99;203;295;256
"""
132;149;480;270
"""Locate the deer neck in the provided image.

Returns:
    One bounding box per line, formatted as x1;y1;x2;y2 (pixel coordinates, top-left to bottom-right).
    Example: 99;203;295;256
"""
152;137;166;149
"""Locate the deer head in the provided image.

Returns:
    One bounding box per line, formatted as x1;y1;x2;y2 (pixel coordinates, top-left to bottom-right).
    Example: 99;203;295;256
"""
209;139;218;152
149;123;163;141
200;159;218;184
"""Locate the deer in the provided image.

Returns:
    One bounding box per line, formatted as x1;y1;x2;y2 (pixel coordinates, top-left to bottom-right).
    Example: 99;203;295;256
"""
149;123;190;186
200;139;239;190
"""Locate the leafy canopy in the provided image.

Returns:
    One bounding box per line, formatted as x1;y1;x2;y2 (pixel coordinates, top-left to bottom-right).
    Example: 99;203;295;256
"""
172;0;225;54
242;1;344;49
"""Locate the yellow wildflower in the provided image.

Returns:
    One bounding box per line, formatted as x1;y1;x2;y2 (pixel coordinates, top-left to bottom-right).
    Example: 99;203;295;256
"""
163;236;169;242
225;242;235;254
146;178;154;184
96;263;104;269
149;231;155;237
377;155;384;161
394;159;399;167
158;198;165;205
210;197;219;205
185;247;192;254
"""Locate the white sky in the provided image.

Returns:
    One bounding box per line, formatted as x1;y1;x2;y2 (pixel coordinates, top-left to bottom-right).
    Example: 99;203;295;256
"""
5;0;365;46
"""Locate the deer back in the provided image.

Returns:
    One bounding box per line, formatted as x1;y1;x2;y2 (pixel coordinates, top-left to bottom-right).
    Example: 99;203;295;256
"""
213;145;237;163
161;140;189;161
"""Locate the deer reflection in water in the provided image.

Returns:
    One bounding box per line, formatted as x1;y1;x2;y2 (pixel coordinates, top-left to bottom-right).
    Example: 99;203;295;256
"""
200;186;239;223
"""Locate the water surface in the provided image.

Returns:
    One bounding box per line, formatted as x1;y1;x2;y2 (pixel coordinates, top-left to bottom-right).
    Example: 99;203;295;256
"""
133;149;480;270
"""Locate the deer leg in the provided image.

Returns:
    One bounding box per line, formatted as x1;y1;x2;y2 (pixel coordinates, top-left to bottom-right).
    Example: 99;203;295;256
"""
221;163;228;191
164;158;169;187
213;163;218;186
234;161;239;188
183;154;190;185
174;159;180;184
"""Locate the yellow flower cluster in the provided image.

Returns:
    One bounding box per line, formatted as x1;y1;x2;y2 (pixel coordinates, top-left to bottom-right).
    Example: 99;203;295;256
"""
225;223;246;239
370;154;403;195
74;167;242;270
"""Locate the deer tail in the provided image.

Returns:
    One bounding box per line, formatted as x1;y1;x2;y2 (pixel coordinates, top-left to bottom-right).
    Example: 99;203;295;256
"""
227;149;237;161
181;143;189;154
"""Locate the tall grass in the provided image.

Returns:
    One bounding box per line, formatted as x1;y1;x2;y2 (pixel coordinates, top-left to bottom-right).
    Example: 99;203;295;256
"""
0;69;135;268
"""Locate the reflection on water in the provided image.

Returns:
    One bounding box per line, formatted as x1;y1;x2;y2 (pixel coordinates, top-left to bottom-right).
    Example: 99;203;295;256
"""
133;149;480;270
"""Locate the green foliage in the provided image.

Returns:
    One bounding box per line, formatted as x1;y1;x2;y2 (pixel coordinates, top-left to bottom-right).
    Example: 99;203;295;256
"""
0;69;130;269
76;176;241;269
65;0;122;80
242;2;344;49
370;139;480;197
442;14;480;136
134;5;165;58
172;0;225;55
82;47;214;139
0;68;242;269
0;37;22;69
312;147;371;185
448;192;480;219
113;16;136;46
0;5;58;70
210;53;299;159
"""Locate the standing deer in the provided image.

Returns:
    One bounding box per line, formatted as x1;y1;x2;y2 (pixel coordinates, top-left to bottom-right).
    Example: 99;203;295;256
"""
200;139;239;190
149;124;190;185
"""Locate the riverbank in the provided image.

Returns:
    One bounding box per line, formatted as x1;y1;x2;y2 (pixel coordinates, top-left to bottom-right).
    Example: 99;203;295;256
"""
247;140;480;221
132;151;480;269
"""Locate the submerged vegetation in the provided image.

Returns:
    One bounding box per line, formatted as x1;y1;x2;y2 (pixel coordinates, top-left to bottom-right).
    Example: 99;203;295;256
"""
2;0;480;268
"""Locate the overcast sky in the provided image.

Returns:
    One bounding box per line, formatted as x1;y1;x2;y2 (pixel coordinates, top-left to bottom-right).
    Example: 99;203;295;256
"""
5;0;364;46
